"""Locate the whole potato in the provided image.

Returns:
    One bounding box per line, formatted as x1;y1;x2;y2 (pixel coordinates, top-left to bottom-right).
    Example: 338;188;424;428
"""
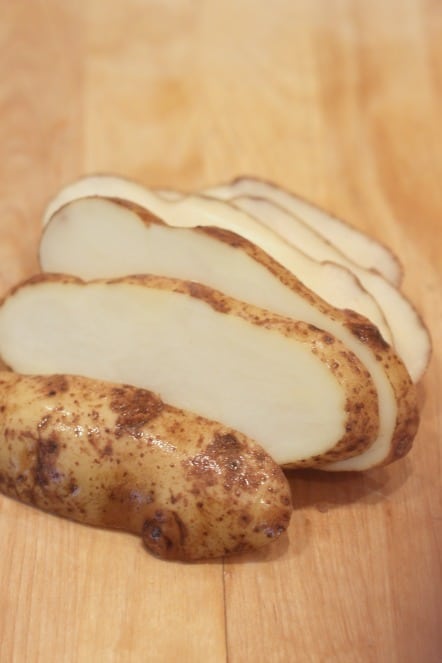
0;372;292;561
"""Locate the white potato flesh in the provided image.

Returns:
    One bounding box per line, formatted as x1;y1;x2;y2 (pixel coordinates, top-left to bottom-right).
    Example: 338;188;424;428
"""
39;198;419;471
229;195;430;383
202;177;403;286
0;275;380;467
41;175;390;344
158;187;429;383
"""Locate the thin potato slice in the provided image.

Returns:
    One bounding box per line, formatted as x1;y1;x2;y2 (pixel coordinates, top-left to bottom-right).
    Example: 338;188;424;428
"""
39;198;419;471
0;273;379;468
41;174;391;344
228;195;431;383
202;176;403;286
0;371;292;561
158;185;429;383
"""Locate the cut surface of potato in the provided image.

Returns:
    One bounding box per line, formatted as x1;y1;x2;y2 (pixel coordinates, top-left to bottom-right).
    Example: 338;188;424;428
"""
232;194;362;271
156;185;430;383
0;274;380;467
228;195;431;383
39;198;420;471
0;371;292;561
41;174;392;345
202;176;403;286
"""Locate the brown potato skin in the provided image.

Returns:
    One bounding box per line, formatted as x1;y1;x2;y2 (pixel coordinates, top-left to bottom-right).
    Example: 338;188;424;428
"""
0;372;292;561
2;272;381;467
106;199;418;466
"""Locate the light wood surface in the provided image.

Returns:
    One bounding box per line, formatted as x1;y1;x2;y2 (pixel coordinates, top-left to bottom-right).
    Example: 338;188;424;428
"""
0;1;441;662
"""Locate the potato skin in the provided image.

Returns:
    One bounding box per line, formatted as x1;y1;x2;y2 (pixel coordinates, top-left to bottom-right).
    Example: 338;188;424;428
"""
1;271;381;466
0;372;292;561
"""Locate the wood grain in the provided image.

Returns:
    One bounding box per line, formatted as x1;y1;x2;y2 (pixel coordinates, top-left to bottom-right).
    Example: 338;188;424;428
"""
0;1;440;662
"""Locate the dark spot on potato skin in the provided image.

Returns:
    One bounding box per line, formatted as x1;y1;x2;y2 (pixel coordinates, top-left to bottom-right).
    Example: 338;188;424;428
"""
42;375;69;397
34;436;63;487
185;282;231;313
101;443;113;457
109;386;164;435
142;509;188;560
199;225;246;249
183;432;291;542
170;492;183;504
69;481;80;496
346;321;390;351
184;432;259;492
239;512;253;527
212;433;242;450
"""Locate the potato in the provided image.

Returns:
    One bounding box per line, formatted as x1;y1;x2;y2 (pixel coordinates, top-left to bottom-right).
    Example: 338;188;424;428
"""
0;371;292;561
202;176;403;286
225;194;431;383
157;185;429;383
41;174;390;342
0;273;380;467
41;173;431;382
39;198;418;471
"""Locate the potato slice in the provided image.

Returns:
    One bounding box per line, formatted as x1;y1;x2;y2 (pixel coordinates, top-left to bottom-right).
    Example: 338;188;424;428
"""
156;186;429;382
202;176;403;286
0;371;292;561
228;195;431;383
41;175;391;344
39;198;419;471
158;186;430;383
0;273;379;468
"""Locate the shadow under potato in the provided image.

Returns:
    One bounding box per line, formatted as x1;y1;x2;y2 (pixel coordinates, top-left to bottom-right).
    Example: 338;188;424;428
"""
286;458;412;513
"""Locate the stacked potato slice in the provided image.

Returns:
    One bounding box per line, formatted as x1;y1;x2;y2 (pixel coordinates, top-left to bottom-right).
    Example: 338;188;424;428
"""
1;175;431;472
41;174;431;384
0;174;430;560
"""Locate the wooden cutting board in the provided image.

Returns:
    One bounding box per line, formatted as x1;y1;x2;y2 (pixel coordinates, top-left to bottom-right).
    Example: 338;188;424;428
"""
0;2;440;662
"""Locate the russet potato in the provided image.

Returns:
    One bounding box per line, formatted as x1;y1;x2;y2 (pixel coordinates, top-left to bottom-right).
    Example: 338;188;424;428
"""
0;372;292;561
0;273;381;467
39;197;419;471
